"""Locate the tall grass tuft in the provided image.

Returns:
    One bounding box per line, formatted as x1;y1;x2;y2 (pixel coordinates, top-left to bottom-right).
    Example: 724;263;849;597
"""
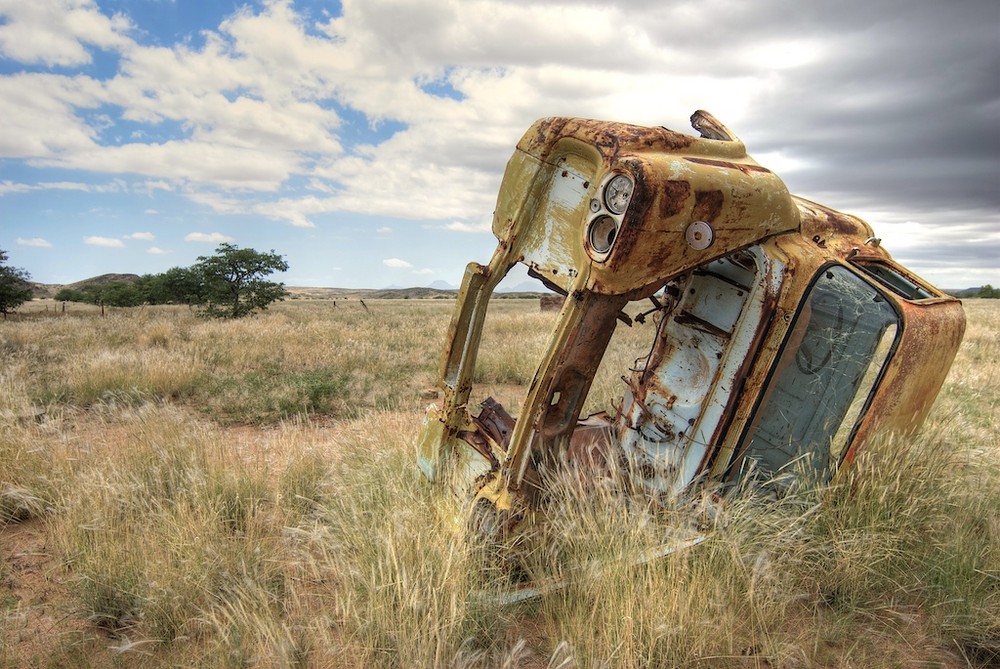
54;409;289;645
810;433;1000;663
0;425;57;523
0;384;68;522
294;413;510;668
524;431;1000;667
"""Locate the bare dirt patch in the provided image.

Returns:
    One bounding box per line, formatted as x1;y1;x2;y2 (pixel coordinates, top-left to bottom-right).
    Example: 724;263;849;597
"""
0;518;116;668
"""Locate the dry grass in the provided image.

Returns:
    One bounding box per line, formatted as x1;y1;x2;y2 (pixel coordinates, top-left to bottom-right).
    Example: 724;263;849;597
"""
0;297;997;667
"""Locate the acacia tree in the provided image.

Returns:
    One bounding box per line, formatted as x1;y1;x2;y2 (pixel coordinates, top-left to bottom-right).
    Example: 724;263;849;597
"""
193;243;289;318
0;249;33;319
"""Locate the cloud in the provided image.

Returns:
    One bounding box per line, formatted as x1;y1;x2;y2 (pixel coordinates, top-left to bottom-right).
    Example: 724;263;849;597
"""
146;246;169;255
184;232;235;243
0;180;108;195
0;181;32;195
376;226;392;234
0;0;132;67
2;1;994;220
187;192;321;227
125;231;155;241
135;181;173;196
0;3;341;192
438;221;492;233
382;257;413;269
144;209;158;215
84;235;125;248
16;237;52;248
35;139;303;191
0;0;996;286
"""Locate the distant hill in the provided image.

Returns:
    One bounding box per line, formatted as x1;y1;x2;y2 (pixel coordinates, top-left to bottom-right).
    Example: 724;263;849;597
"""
944;287;999;298
369;287;455;299
284;286;456;300
28;274;552;302
498;280;556;294
285;285;546;300
31;273;141;299
70;273;141;286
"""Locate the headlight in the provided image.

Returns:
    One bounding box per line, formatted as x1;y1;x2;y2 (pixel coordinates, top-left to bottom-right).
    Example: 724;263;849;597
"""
588;215;619;254
603;174;634;215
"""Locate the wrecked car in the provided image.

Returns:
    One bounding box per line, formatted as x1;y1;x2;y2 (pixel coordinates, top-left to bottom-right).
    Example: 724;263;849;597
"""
417;111;965;552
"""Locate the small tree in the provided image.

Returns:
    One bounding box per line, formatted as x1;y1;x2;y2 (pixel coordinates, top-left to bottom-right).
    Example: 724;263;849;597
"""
54;287;87;303
193;243;289;318
138;267;205;305
99;281;144;307
0;249;33;319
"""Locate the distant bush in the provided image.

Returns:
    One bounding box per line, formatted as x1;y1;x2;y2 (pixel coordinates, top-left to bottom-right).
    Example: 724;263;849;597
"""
53;287;87;303
55;281;143;307
0;248;32;317
975;284;1000;298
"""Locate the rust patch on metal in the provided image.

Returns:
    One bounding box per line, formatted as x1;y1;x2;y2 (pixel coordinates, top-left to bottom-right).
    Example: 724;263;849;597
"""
691;190;725;223
472;397;516;452
673;310;732;339
457;429;499;469
658;180;693;220
519;117;695;164
685;157;771;174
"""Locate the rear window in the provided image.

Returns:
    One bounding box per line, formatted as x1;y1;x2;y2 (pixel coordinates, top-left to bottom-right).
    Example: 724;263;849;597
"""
854;260;935;300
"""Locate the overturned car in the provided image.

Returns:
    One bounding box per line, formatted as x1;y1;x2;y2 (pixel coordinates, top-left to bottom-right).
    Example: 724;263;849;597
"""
417;111;965;551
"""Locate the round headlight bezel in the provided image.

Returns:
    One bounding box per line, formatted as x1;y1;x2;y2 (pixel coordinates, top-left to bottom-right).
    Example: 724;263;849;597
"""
603;174;634;215
587;215;619;256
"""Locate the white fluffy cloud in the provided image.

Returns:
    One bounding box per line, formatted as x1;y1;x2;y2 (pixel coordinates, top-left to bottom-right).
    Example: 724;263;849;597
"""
0;180;115;195
146;246;169;255
84;235;125;248
439;221;492;233
17;237;52;248
184;232;235;243
0;0;131;67
0;0;735;226
382;258;412;269
125;231;154;240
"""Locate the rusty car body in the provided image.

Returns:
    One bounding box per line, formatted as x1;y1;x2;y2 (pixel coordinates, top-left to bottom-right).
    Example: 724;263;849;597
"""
416;111;965;548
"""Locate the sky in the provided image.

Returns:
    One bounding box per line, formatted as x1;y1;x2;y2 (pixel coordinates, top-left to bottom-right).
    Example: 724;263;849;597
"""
0;0;997;290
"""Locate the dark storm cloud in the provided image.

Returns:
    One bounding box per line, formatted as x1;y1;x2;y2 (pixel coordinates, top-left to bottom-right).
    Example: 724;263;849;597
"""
526;0;997;228
652;0;1000;282
731;0;999;212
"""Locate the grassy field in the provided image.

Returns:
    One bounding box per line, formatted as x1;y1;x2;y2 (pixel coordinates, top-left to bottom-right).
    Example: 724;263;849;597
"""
0;297;997;668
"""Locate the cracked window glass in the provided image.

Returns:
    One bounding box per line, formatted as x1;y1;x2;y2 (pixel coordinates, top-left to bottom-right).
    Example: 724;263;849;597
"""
736;266;899;484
